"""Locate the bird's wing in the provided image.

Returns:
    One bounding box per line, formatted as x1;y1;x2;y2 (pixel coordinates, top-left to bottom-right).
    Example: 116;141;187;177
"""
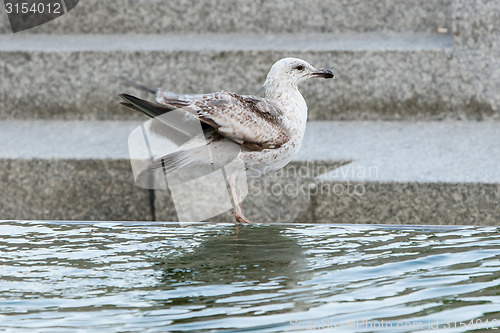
135;136;243;183
157;91;290;151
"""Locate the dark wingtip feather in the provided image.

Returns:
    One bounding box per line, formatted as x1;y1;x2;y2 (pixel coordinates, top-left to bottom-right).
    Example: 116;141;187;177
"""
119;93;138;103
119;101;142;113
119;93;173;118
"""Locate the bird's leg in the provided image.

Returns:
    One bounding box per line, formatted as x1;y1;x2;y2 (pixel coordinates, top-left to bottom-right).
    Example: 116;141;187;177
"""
228;175;252;223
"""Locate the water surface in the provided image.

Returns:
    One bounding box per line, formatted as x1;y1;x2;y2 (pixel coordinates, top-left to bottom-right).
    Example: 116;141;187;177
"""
1;221;500;332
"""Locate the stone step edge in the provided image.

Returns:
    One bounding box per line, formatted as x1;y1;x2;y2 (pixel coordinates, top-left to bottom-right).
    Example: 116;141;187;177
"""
0;32;453;53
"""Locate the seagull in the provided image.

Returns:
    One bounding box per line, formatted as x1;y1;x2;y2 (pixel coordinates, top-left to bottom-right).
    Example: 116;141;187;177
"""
120;57;334;223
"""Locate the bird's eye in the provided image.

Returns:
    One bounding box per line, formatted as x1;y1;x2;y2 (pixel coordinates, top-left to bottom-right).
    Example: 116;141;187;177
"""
295;65;304;71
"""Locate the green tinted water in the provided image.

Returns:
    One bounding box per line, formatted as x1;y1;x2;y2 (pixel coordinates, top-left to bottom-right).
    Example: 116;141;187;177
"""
1;222;500;332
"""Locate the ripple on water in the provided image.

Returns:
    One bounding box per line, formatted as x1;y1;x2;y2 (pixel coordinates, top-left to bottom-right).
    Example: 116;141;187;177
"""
0;221;500;332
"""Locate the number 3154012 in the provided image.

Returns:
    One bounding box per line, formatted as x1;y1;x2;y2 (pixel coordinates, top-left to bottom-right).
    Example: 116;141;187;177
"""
5;2;62;14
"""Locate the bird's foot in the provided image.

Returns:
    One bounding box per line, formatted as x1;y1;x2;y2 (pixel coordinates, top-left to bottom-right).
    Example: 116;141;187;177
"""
233;210;252;223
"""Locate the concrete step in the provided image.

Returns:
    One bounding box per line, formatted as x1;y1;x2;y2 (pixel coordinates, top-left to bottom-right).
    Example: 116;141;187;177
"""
0;0;452;35
297;122;500;225
4;32;489;122
0;120;498;225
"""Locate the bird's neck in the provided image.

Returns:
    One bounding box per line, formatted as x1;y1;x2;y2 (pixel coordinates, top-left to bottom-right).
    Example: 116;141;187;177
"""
264;83;308;132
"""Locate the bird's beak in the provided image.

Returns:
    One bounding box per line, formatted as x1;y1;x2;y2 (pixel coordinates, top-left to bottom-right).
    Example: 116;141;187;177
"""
311;68;335;79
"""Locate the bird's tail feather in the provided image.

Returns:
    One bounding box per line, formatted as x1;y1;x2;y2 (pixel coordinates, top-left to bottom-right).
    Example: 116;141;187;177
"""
119;93;174;118
121;93;211;153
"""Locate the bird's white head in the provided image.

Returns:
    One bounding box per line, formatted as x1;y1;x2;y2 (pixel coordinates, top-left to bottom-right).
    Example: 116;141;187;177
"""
263;58;334;97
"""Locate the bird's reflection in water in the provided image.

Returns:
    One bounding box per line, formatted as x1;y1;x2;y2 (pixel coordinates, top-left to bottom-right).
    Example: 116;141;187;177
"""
153;225;308;312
